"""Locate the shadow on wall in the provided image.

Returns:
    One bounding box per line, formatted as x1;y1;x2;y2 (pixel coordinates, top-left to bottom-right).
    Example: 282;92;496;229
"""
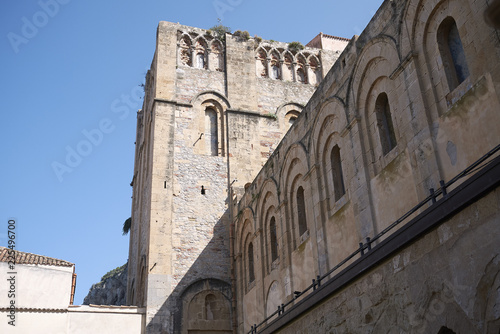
147;210;233;334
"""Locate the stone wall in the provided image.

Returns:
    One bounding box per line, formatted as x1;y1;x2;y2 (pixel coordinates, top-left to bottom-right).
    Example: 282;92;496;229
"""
273;184;500;333
126;21;347;334
231;0;500;332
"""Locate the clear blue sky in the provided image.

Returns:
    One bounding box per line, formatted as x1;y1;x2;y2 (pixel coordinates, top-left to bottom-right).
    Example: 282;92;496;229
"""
0;0;384;305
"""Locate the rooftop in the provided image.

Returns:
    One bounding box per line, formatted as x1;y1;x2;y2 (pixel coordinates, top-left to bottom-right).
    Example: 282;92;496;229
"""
0;246;74;267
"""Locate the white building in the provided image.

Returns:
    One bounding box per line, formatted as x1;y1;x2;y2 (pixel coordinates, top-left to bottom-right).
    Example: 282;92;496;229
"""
0;247;145;334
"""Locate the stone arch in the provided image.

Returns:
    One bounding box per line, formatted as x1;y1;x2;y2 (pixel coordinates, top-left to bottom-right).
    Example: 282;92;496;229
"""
311;98;349;214
307;54;322;86
236;208;255;256
265;280;283;318
176;278;232;334
351;36;402;174
282;51;294;81
351;35;400;115
437;16;469;92
210;39;224;72
296;53;308;84
192;92;230;156
401;0;475;116
311;97;348;166
256;179;281;274
256;47;268;78
280;143;310;199
193;37;208;69
178;33;193;67
276;102;304;131
269;49;281;80
279;144;310;248
474;254;500;332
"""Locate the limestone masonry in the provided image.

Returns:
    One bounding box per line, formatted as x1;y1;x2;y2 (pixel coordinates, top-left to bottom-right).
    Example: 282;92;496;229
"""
127;0;500;333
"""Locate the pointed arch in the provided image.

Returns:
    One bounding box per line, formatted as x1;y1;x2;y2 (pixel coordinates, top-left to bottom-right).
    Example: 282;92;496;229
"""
194;37;208;69
210;39;224;72
296;53;308;84
178;34;193;66
256;48;268;78
269;49;281;80
307;54;322;86
283;51;294;81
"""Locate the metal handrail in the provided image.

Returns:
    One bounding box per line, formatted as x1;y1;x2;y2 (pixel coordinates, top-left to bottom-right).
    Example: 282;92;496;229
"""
247;143;500;334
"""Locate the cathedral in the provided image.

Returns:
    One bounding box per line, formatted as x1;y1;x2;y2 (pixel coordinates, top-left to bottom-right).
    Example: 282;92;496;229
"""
126;0;500;333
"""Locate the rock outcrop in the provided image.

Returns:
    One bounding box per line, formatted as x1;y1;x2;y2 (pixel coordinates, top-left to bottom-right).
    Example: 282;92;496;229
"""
83;262;127;306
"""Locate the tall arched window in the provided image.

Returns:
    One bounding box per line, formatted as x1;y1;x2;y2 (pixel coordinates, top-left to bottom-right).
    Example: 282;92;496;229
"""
205;294;218;320
248;242;255;283
194;39;207;69
210;41;224;72
196;53;205;69
205;107;218;156
296;186;307;236
375;93;397;155
283;53;293;81
270;52;280;80
296;56;308;84
330;145;345;201
438;17;469;91
256;49;268;78
269;217;278;262
179;35;192;66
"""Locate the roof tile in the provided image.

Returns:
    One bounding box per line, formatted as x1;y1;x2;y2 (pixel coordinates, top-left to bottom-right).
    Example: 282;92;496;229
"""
0;247;74;267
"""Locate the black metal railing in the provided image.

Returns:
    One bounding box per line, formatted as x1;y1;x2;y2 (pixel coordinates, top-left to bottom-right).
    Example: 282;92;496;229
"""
247;143;500;334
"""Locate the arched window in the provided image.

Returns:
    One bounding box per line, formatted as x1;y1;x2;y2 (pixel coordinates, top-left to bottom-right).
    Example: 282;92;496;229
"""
270;52;280;80
285;110;300;129
256;49;268;77
375;93;397;155
269;217;278;262
330;145;345;201
283;53;293;81
210;41;224;72
296;186;307;236
437;17;469;91
179;35;192;66
205;107;218;156
248;242;255;283
296;56;308;84
272;65;280;79
194;39;207;69
205;294;217;320
196;53;205;69
308;56;321;86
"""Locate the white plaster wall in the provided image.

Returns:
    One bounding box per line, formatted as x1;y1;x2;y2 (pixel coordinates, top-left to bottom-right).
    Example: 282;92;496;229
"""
68;307;144;334
0;308;145;334
0;262;73;309
0;311;69;334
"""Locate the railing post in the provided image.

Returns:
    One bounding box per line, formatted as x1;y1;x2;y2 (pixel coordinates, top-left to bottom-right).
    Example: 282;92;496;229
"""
440;180;448;198
366;237;371;251
359;242;364;256
316;275;321;288
430;188;436;204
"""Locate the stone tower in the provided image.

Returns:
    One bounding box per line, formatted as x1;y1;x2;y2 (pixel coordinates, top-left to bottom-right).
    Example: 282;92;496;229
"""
126;21;347;333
